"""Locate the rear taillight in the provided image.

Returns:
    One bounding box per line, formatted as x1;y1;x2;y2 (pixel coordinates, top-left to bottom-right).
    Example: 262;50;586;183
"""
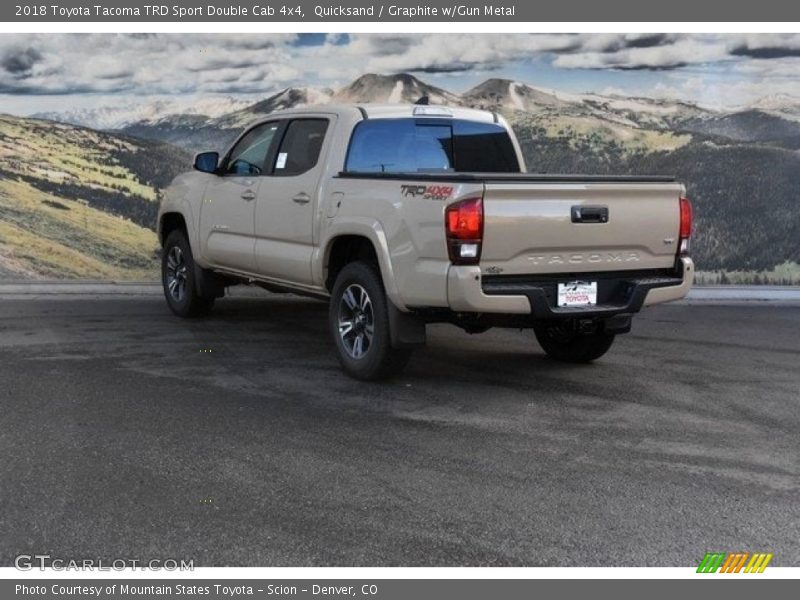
445;196;483;265
679;196;692;255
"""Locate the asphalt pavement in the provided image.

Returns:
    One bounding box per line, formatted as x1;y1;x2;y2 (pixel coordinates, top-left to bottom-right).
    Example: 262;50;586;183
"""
0;289;798;566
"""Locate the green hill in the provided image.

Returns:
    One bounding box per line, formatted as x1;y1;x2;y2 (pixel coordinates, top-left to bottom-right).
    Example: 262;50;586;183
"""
0;115;190;279
508;113;800;272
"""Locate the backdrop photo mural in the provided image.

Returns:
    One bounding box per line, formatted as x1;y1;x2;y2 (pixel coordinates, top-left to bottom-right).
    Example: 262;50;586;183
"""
0;33;798;283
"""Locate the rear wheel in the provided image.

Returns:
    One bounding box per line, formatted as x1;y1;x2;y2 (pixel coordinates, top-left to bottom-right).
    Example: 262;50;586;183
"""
162;230;215;318
329;261;411;380
534;322;615;363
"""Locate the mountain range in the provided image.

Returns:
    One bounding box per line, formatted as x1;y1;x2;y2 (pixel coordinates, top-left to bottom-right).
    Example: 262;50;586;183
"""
34;73;800;149
33;95;256;131
5;72;800;279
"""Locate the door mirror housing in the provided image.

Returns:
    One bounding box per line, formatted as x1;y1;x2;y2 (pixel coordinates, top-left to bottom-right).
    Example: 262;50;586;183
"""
193;151;219;174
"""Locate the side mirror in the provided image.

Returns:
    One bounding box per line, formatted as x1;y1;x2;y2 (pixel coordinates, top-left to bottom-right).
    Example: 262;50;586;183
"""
193;151;219;174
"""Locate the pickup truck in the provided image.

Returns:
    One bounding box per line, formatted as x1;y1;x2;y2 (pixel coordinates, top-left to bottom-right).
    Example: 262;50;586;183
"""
157;103;693;380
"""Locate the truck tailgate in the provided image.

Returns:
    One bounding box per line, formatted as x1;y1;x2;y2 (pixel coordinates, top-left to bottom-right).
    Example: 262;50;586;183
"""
480;181;684;275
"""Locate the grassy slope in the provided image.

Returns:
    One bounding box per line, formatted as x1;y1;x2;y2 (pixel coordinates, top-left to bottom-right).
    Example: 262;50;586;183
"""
0;115;156;200
509;111;692;156
507;110;800;273
0;115;190;280
0;178;157;280
695;261;800;286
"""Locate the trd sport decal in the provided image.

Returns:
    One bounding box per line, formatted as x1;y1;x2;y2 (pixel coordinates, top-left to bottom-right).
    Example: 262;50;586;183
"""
400;185;454;200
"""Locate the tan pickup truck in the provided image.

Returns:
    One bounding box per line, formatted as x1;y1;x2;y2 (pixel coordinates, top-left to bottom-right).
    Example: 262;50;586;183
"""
157;103;694;379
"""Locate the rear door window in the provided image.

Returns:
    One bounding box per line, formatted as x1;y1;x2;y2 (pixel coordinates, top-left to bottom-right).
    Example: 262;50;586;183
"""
273;119;329;176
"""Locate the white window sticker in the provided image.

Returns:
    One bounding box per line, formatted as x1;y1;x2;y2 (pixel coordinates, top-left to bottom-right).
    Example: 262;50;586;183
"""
276;152;288;169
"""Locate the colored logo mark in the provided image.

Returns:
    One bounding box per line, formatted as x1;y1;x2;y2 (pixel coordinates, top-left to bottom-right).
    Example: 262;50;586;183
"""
697;552;773;573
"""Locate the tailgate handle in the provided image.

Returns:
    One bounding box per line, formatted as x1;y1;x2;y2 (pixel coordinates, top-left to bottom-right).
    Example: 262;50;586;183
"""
571;205;608;224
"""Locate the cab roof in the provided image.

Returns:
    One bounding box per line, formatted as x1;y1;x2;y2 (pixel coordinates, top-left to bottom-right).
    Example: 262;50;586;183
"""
358;103;498;122
262;103;500;123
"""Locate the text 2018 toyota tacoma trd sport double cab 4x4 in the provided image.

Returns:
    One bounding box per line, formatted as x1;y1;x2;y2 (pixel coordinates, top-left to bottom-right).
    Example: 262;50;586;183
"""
157;103;693;380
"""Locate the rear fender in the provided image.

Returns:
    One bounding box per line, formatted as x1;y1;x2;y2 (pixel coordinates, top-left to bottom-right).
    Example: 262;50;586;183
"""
317;219;407;312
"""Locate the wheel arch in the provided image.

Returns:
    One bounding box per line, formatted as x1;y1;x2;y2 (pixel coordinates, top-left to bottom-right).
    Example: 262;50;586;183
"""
160;211;225;300
159;212;188;247
320;224;407;312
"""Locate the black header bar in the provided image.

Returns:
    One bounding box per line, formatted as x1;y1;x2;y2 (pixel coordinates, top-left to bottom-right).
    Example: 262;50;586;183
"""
4;0;800;22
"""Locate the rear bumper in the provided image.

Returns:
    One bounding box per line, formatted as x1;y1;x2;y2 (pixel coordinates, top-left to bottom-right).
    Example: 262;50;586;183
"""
642;257;694;307
447;257;694;317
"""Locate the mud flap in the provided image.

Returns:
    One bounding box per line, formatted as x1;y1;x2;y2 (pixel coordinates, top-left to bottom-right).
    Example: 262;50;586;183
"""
387;302;426;348
193;264;226;299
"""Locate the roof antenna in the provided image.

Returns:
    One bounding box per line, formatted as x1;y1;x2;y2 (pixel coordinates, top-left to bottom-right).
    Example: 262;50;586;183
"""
415;95;430;105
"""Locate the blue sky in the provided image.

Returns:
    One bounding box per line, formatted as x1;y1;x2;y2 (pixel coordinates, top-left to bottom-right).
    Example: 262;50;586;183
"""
2;33;800;115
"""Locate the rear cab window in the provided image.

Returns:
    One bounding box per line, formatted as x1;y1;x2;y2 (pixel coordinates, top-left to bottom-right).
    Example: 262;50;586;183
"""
345;118;520;174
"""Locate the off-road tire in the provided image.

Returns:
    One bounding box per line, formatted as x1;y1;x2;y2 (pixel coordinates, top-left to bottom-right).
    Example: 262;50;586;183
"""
329;261;412;380
161;230;215;318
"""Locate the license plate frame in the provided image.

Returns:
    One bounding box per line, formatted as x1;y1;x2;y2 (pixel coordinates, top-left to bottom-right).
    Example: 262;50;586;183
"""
557;281;598;307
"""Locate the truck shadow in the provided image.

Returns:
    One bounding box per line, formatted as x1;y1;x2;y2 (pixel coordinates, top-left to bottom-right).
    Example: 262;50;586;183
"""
194;295;605;388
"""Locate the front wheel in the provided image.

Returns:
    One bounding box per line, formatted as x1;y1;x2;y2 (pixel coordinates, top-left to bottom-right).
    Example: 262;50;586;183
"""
161;230;215;318
329;261;411;380
534;323;615;363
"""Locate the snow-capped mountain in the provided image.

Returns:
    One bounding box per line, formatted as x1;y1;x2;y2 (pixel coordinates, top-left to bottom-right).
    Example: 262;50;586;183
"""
333;73;463;105
463;79;572;112
462;77;715;129
33;96;255;130
34;73;800;141
212;87;333;129
83;73;800;157
117;87;335;152
746;93;800;122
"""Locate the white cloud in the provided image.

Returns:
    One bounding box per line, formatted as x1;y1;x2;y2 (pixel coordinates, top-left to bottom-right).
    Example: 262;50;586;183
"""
0;34;300;95
294;34;570;81
3;33;800;113
553;37;730;70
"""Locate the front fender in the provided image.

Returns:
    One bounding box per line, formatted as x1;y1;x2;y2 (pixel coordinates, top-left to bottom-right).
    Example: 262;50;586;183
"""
158;172;208;266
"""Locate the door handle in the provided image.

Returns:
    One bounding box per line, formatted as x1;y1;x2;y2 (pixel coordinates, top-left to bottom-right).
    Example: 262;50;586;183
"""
292;193;311;204
571;205;608;223
241;190;256;201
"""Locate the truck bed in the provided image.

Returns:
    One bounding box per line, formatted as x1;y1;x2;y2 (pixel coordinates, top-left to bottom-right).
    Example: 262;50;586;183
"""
338;169;684;277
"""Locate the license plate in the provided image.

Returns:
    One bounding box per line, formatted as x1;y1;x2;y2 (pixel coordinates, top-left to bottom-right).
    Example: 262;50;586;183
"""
557;281;597;307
